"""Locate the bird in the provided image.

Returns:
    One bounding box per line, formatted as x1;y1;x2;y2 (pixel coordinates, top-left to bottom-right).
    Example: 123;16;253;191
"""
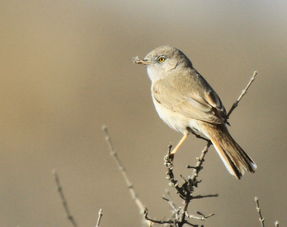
134;45;256;179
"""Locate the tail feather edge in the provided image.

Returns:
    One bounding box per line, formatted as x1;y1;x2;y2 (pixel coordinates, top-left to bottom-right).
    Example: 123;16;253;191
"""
200;122;257;179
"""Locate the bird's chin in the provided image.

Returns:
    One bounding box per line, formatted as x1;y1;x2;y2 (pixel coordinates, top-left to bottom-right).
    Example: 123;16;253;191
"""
147;66;164;82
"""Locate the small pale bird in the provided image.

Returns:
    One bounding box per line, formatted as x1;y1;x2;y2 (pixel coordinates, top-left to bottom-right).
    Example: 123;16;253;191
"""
134;45;256;179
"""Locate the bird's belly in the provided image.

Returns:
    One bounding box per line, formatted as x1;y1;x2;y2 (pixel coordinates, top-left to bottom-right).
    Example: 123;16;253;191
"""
153;98;190;134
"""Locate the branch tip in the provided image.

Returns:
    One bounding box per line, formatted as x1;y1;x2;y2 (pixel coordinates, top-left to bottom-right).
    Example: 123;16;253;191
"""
95;208;103;227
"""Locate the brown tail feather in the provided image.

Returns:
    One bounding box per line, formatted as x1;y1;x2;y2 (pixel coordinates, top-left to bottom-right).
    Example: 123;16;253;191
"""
199;122;257;179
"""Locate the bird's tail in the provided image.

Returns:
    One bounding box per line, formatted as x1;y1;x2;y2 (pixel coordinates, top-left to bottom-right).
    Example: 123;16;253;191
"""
200;122;257;179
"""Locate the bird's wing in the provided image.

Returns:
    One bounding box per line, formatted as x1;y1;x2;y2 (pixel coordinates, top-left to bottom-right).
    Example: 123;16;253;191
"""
152;72;227;124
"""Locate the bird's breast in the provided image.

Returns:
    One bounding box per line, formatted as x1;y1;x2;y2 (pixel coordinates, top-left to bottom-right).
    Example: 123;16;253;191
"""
152;96;191;134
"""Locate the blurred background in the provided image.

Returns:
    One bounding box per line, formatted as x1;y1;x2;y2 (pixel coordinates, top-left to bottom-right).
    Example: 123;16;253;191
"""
1;0;287;226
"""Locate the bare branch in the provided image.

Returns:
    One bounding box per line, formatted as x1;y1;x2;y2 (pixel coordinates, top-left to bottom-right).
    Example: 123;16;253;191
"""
185;211;215;221
95;209;103;227
254;196;265;227
227;71;258;119
162;191;179;215
164;145;185;198
102;125;151;226
162;194;178;212
192;194;218;199
144;209;198;227
160;142;215;226
53;170;78;227
144;209;174;225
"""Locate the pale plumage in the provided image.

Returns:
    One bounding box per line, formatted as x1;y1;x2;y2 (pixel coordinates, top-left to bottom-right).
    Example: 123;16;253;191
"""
134;45;256;179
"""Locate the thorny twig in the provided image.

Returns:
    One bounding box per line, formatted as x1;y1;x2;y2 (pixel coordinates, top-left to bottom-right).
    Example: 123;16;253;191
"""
158;141;216;226
53;170;78;227
95;209;103;227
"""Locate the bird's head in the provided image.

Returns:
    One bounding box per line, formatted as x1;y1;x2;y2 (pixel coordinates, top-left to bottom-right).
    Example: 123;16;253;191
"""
133;45;192;82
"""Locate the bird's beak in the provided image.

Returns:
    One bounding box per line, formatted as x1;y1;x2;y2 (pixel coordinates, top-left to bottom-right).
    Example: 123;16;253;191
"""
133;56;151;65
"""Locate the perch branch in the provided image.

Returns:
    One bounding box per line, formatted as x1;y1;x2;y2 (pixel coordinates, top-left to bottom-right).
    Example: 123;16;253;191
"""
53;170;78;227
157;141;215;226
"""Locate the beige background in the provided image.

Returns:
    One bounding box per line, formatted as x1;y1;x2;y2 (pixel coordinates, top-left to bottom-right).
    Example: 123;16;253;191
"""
1;0;287;226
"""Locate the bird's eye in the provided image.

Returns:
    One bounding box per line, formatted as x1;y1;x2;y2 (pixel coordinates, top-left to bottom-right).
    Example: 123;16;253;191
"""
157;56;166;63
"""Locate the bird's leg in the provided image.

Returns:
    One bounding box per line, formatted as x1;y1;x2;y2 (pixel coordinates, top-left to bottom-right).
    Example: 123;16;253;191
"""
171;133;189;155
